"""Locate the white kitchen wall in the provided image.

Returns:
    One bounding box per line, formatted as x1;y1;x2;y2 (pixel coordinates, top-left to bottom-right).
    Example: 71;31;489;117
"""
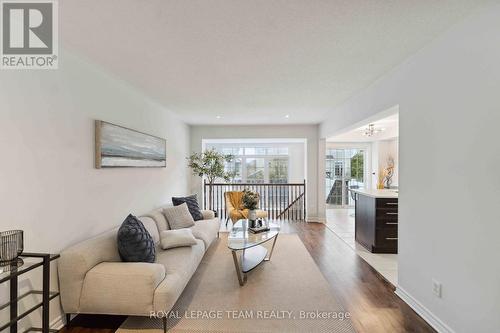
0;50;190;329
320;4;500;332
190;125;321;221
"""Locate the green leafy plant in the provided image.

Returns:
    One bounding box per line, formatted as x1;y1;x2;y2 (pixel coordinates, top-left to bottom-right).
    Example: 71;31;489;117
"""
187;149;234;210
350;152;364;182
241;189;260;210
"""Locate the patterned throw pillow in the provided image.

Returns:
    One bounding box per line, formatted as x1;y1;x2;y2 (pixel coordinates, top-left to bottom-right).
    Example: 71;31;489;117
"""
162;203;196;230
117;214;156;263
172;194;204;221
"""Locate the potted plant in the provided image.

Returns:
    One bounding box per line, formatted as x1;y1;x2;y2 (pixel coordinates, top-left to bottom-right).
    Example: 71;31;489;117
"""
242;189;260;225
187;149;234;212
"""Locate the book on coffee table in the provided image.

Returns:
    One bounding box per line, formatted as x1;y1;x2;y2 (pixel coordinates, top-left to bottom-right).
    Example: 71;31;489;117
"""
248;226;271;234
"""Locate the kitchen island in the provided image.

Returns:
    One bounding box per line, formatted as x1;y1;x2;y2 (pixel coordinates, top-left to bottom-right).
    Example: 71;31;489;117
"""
350;189;398;253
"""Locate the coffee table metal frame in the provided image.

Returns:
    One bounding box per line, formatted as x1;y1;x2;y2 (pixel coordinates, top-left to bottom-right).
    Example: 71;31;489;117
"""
228;220;280;286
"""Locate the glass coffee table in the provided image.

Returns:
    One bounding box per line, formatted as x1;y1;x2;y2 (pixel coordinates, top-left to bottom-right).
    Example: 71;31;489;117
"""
227;219;280;286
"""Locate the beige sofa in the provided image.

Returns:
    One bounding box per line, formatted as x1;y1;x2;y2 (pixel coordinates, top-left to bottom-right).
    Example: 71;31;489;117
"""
58;206;219;331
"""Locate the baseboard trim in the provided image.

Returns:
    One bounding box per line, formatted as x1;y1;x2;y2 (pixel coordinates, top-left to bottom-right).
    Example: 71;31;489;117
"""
395;287;454;333
50;314;65;330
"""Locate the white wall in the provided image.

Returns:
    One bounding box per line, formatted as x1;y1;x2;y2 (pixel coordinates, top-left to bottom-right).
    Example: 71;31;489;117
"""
190;125;321;221
0;50;190;328
320;4;500;332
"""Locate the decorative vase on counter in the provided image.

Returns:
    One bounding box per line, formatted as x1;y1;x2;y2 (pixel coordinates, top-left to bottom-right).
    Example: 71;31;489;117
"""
0;230;24;265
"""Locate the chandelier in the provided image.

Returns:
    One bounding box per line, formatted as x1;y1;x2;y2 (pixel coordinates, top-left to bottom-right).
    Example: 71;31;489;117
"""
362;124;384;137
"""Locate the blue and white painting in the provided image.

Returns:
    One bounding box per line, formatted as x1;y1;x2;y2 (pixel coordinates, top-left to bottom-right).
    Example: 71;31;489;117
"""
95;120;166;168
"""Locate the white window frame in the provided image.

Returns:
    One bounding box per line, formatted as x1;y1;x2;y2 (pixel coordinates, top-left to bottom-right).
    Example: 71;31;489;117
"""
202;140;299;184
242;155;290;183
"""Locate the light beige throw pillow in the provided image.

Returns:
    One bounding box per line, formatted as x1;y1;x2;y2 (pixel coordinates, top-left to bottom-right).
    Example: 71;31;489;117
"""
160;229;197;249
162;203;195;229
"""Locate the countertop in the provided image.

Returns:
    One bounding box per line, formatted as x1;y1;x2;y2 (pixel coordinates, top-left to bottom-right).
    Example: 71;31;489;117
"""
349;188;398;199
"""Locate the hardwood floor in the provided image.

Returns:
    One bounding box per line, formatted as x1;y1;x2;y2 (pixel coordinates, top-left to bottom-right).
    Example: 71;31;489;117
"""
60;221;435;333
293;222;434;333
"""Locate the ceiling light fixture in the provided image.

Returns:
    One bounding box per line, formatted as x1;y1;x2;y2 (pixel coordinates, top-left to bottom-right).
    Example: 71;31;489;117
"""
362;124;385;137
285;114;290;119
216;115;222;119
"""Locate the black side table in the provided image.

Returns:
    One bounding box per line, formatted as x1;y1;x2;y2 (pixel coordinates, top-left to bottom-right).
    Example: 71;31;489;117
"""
0;253;60;333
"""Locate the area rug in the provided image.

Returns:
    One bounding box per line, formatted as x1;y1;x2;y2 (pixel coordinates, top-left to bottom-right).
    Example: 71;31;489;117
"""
117;234;355;333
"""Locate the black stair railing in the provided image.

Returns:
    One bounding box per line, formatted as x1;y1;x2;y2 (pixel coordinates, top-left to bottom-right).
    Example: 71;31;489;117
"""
203;180;306;221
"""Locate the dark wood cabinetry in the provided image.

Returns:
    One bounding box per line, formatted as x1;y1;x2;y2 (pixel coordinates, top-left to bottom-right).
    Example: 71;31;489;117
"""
355;194;398;253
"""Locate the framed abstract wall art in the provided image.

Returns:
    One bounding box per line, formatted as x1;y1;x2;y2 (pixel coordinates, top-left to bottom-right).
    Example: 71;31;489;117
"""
95;120;166;168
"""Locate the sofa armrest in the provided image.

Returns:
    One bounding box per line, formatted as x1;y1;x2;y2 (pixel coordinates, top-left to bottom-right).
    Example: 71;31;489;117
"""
201;210;215;220
58;228;120;313
79;262;166;315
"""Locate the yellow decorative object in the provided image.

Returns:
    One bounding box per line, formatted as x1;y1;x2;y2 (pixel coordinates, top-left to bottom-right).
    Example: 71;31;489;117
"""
225;191;268;223
377;170;386;189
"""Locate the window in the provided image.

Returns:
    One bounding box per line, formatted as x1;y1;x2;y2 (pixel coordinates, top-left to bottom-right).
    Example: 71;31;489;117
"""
246;158;265;183
268;158;288;183
334;161;343;178
224;158;242;182
326;148;365;207
207;145;290;183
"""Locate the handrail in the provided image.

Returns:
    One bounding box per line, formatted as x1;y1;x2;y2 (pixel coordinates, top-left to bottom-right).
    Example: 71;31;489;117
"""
277;192;305;219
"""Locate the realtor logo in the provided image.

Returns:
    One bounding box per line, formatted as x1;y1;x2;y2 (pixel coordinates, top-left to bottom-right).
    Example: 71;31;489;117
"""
1;0;58;69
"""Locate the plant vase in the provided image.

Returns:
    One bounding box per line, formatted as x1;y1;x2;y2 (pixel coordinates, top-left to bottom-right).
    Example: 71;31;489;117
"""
248;210;257;223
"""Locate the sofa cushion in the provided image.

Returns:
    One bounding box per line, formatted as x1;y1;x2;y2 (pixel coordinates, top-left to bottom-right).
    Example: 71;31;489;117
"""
160;229;197;250
162;203;195;230
190;218;220;249
144;209;170;232
117;214;156;263
138;216;160;244
153;239;205;312
80;262;165;315
201;210;215;220
172;194;204;221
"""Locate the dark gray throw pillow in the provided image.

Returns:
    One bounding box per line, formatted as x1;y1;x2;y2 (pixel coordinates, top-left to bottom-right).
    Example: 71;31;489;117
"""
117;214;156;263
172;194;204;221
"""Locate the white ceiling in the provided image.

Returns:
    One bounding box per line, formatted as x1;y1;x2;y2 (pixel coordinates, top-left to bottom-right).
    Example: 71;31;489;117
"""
60;0;489;125
327;113;399;142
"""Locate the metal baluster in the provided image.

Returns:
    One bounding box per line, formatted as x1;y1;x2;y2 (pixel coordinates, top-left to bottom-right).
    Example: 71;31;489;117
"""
293;185;297;221
214;185;218;216
281;185;284;220
266;185;270;218
225;186;228;220
303;180;307;221
299;186;302;220
278;185;285;220
274;185;277;219
218;185;221;218
203;180;207;210
262;184;265;213
270;185;274;219
282;185;285;221
285;186;292;221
